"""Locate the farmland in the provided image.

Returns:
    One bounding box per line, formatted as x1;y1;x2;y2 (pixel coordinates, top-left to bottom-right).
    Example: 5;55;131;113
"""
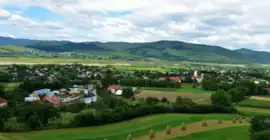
0;63;270;140
1;113;245;140
172;126;249;140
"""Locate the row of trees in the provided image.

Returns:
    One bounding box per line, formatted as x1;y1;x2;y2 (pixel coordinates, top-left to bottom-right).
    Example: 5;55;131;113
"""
119;78;181;88
69;96;236;128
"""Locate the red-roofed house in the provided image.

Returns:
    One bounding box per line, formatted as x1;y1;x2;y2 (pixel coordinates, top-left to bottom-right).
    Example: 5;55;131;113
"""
44;95;61;107
170;77;181;83
265;88;270;92
0;97;7;107
159;77;167;81
108;85;121;94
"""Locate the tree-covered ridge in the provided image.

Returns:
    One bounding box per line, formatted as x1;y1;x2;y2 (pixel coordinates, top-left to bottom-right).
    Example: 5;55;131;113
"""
2;36;270;63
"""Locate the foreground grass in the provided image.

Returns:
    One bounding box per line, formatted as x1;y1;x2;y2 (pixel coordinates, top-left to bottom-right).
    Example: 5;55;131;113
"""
238;99;270;109
2;114;238;140
171;126;249;140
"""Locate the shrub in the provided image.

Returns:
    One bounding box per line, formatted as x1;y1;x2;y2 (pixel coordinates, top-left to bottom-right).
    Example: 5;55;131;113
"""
202;119;207;127
127;134;132;140
232;118;237;123
181;123;187;131
166;125;171;135
149;129;155;139
218;120;223;124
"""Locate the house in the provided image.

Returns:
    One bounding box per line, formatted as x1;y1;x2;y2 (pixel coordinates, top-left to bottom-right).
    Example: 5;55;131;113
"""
0;97;7;107
30;89;54;97
108;85;121;93
84;96;97;104
265;88;270;92
169;77;181;83
159;77;167;81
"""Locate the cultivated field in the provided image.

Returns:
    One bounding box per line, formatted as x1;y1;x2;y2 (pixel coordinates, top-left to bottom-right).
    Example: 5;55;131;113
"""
172;126;249;140
0;114;244;140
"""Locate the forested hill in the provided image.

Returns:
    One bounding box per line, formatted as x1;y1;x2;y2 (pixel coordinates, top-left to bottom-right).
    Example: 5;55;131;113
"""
1;36;270;64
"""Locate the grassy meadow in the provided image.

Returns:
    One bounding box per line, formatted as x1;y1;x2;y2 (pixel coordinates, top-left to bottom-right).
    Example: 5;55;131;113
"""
238;98;270;109
141;84;215;94
1;114;239;140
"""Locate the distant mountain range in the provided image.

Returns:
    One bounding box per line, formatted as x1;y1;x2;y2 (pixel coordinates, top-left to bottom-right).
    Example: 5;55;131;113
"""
0;36;270;64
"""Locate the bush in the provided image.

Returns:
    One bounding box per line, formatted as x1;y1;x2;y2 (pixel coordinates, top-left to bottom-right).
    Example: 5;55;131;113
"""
232;118;237;124
181;123;187;131
166;125;171;135
149;129;155;139
127;134;132;140
201;120;207;127
218;120;223;124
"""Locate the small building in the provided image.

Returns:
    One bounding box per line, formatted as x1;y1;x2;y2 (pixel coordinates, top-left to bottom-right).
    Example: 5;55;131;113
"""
0;97;7;107
108;85;121;94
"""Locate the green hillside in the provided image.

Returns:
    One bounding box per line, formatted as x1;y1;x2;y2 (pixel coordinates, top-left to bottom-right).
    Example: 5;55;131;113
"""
1;36;270;64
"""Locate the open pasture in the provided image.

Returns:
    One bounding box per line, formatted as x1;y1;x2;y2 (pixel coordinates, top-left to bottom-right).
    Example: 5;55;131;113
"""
0;114;239;140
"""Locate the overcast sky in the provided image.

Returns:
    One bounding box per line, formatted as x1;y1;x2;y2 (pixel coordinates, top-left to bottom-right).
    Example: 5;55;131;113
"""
0;0;270;51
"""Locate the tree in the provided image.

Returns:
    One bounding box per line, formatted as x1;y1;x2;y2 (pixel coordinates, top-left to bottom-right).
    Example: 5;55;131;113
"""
249;116;270;140
28;114;43;130
0;84;6;98
228;88;246;103
211;90;232;107
122;88;135;99
0;118;4;132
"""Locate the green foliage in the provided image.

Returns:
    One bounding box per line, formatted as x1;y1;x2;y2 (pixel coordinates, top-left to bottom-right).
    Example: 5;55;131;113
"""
249;116;270;140
122;88;135;98
28;114;43;130
211;90;232;107
0;118;4;132
228;88;246;103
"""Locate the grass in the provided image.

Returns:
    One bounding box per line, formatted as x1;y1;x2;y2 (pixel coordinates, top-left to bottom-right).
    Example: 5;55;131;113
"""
237;106;270;117
139;84;215;95
171;126;249;140
141;87;178;91
238;99;270;109
177;84;215;94
1;114;238;140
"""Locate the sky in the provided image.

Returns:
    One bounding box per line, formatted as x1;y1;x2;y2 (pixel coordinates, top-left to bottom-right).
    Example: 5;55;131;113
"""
0;0;270;51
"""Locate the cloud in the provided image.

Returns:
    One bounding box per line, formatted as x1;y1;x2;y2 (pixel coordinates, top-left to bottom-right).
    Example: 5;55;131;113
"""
1;0;270;51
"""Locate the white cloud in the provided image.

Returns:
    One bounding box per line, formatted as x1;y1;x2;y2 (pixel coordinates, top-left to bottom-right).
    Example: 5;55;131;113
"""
1;0;270;51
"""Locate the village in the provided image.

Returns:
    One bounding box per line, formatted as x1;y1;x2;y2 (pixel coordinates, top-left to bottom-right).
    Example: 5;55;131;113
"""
1;64;270;139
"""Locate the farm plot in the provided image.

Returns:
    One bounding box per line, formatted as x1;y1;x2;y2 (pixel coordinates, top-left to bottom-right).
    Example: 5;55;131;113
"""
172;126;249;140
134;121;248;140
136;90;211;104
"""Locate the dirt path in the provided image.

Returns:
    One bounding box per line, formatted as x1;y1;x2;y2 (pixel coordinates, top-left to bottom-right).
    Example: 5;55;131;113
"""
249;96;270;101
133;120;249;140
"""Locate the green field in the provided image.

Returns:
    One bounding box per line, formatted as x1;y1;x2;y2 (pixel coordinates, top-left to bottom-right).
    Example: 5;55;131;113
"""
176;84;215;94
172;126;249;140
238;99;270;109
141;84;215;94
1;113;238;140
237;106;270;116
0;46;25;53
